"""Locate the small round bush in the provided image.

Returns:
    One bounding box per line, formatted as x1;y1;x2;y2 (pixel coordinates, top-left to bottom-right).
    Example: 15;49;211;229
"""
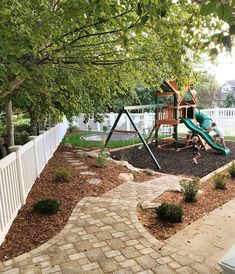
33;198;59;215
95;152;108;168
102;125;108;132
68;124;79;132
228;161;235;178
213;173;227;190
180;177;200;203
53;167;70;182
156;203;183;223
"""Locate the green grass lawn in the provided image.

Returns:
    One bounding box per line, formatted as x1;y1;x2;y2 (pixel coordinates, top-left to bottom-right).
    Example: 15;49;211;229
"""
225;136;235;141
63;131;235;149
62;131;144;148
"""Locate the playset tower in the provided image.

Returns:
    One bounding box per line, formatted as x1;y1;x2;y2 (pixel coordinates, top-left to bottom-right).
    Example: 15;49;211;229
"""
154;80;197;150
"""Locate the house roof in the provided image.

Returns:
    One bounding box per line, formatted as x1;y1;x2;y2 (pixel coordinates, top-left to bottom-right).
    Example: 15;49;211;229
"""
225;80;235;87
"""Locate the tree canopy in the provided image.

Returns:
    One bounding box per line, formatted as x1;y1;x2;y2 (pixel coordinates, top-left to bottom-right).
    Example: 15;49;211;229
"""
194;72;219;109
0;0;234;120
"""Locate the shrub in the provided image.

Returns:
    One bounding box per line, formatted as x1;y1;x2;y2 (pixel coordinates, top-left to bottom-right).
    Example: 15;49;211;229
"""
53;167;70;182
180;177;200;203
102;125;108;132
95;152;108;168
228;161;235;178
213;173;227;190
14;131;30;145
77;151;88;158
33;198;59;214
88;125;92;131
156;203;183;223
68;123;79;132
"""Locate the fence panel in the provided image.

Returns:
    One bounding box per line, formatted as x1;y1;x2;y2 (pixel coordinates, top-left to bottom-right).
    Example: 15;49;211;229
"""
73;108;235;136
49;128;56;154
20;141;38;195
35;134;46;175
201;108;235;136
0;153;21;245
43;131;52;161
0;119;68;245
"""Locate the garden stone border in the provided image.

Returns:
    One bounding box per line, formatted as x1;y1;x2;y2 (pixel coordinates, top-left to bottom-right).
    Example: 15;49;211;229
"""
200;160;234;183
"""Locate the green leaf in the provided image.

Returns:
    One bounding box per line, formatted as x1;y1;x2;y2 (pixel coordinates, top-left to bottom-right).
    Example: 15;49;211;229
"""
140;14;149;25
137;2;142;16
229;24;235;34
216;4;233;23
0;64;7;80
200;2;217;16
221;35;232;50
209;48;219;57
142;0;149;5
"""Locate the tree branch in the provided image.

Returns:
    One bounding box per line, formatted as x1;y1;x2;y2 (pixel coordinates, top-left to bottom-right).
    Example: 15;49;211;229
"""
72;39;118;48
0;78;25;99
39;7;134;53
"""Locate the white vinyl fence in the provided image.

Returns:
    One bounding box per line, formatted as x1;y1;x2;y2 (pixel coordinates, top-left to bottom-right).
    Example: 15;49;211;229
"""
73;108;235;136
0;120;68;245
200;108;235;136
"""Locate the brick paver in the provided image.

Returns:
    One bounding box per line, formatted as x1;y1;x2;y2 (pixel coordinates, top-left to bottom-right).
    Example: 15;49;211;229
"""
0;174;221;273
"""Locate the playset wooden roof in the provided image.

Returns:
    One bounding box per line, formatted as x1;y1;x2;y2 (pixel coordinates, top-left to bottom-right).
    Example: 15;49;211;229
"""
156;80;197;106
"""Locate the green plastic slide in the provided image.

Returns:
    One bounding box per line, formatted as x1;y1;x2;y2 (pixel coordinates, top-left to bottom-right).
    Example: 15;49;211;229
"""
182;118;231;156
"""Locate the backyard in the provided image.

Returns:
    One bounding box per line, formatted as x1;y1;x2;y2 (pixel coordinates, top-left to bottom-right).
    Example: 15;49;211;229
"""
1;1;235;273
0;131;234;266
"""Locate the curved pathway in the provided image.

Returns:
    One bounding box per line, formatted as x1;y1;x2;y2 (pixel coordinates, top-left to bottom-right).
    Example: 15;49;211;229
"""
0;176;220;274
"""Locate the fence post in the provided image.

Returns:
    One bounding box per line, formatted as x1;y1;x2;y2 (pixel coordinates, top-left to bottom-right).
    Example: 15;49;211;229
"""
8;146;26;205
143;113;148;131
97;122;101;132
214;107;219;123
28;136;40;178
39;130;47;162
109;113;115;131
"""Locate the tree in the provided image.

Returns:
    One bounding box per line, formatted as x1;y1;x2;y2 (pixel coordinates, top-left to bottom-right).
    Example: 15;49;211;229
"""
194;72;219;108
0;0;234;146
224;93;235;107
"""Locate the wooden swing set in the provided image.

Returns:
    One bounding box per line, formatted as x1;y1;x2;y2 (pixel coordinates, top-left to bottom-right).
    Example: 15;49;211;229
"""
104;80;198;170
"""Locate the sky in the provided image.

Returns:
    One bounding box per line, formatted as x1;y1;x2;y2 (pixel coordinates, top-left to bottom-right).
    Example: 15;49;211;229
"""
204;50;235;85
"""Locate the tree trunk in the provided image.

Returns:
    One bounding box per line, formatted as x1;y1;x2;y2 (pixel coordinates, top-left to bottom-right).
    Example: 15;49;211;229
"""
0;137;7;158
38;119;46;131
30;110;38;136
5;98;14;147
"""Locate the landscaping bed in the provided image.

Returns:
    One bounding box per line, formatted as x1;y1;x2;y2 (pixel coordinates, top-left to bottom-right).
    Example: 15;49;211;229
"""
137;176;235;241
0;144;158;261
111;141;235;177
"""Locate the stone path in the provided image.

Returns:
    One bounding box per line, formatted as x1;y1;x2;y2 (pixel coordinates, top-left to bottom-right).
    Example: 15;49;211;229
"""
0;175;222;274
62;152;101;185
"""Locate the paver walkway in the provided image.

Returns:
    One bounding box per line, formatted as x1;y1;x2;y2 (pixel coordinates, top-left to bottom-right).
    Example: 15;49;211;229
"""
0;176;222;274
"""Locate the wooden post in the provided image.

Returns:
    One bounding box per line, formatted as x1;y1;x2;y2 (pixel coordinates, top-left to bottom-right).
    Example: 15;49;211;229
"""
155;95;159;146
174;94;179;150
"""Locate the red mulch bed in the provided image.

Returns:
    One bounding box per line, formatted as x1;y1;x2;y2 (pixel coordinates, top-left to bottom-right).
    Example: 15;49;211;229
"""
137;176;235;241
0;144;159;261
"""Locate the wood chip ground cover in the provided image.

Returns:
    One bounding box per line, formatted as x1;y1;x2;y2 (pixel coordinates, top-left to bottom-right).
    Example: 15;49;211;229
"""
137;177;235;241
0;144;158;261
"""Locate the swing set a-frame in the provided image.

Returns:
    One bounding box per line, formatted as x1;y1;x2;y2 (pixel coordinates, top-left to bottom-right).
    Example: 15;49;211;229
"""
104;104;165;170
